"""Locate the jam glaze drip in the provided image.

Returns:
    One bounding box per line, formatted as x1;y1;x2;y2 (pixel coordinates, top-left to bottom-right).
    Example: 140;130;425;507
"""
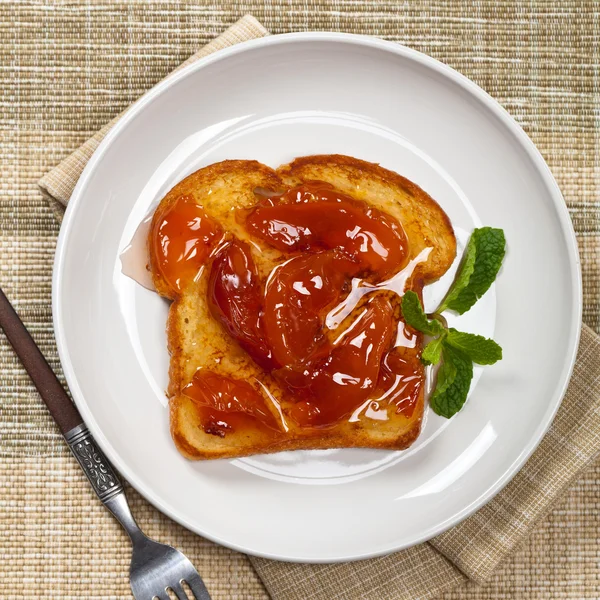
149;194;224;297
375;344;424;419
325;248;432;332
263;249;361;367
278;294;396;427
207;238;276;372
244;181;409;278
182;371;282;436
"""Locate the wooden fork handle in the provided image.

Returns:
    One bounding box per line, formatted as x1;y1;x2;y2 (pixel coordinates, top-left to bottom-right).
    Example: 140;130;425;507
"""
0;286;82;434
0;286;123;502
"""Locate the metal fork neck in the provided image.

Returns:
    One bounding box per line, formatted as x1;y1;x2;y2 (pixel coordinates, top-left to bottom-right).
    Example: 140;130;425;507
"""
104;493;146;544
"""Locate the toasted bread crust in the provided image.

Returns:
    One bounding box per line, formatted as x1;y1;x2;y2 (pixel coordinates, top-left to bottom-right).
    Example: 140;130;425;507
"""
170;393;424;460
151;156;456;460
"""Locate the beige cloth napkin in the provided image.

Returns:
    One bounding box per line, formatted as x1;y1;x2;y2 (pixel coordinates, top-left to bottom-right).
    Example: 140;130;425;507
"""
38;15;600;600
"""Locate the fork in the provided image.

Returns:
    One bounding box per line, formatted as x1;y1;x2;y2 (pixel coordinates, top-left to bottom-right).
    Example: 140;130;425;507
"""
0;286;211;600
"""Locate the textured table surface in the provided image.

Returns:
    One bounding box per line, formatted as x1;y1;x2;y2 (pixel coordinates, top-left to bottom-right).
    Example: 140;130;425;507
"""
0;2;598;599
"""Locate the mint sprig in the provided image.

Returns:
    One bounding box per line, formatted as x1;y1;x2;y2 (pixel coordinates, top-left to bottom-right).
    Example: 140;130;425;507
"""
401;227;505;418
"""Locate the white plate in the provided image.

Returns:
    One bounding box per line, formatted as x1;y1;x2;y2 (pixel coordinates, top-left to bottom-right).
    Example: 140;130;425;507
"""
53;34;581;562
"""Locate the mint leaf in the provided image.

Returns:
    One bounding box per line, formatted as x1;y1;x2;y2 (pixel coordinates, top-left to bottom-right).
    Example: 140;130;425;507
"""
432;347;457;396
439;234;477;311
439;227;505;314
401;291;444;336
422;335;445;365
430;345;474;418
446;329;502;365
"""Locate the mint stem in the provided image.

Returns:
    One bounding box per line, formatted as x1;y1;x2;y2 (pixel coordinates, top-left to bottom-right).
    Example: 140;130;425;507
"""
428;312;448;329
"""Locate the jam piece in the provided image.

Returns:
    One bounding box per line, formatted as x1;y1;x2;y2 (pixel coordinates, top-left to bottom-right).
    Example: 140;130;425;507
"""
373;346;424;419
207;239;276;371
279;295;396;427
263;250;360;367
182;370;281;434
149;195;223;296
244;181;408;278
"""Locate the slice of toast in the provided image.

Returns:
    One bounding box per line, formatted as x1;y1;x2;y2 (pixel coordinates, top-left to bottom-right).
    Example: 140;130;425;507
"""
150;156;456;459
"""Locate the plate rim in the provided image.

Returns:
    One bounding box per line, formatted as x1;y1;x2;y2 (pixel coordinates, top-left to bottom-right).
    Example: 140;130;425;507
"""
52;32;582;562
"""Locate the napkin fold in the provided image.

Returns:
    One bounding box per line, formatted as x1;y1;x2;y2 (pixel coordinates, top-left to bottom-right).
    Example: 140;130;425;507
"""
39;15;600;600
38;15;269;219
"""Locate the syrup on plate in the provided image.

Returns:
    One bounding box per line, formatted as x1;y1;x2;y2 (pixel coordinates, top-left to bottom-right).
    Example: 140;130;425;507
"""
119;215;155;292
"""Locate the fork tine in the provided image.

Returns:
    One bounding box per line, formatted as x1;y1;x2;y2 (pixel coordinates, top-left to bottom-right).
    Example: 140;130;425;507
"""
183;573;211;600
169;584;188;600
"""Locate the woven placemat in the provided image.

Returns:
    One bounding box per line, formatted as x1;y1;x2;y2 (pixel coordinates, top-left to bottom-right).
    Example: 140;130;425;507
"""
2;3;599;599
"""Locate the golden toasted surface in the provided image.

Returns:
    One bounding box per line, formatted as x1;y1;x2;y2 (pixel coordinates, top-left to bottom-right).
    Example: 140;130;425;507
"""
151;156;456;460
